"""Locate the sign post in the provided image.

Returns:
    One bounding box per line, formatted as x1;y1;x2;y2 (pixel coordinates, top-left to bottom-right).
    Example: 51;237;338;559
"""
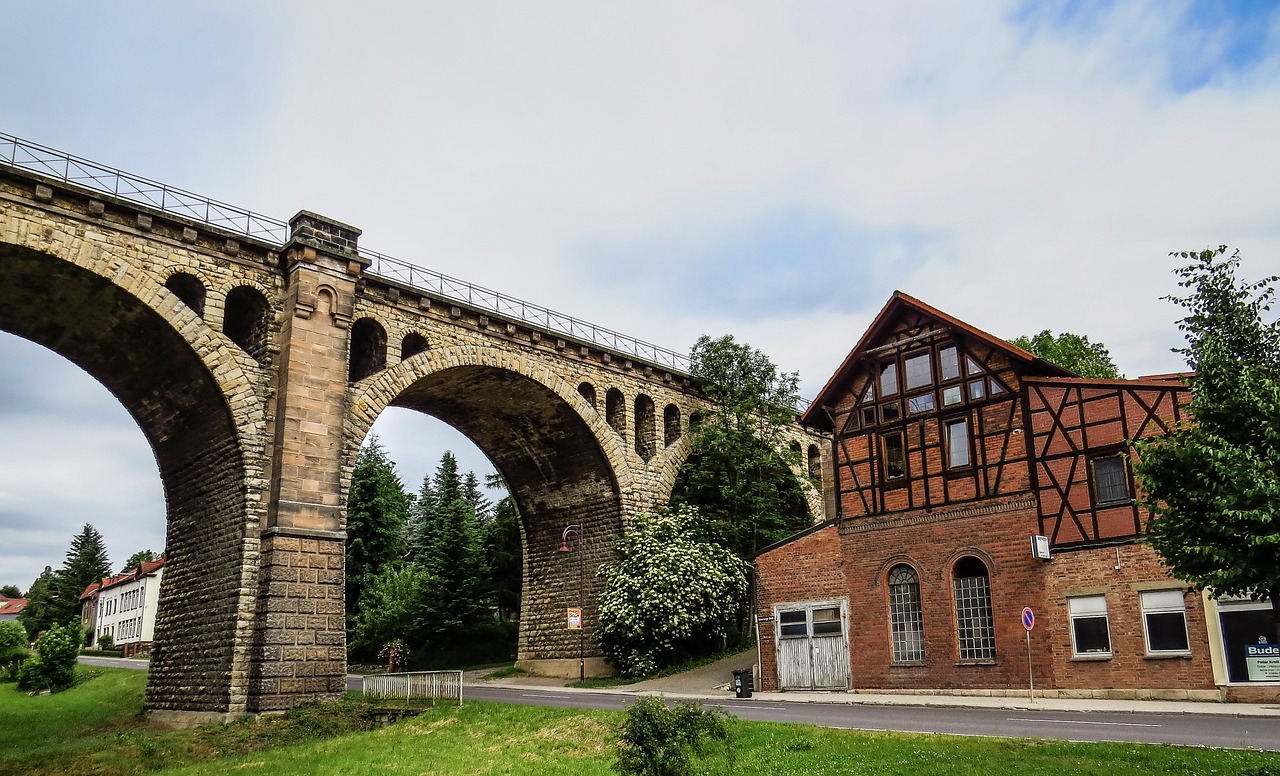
1021;606;1035;701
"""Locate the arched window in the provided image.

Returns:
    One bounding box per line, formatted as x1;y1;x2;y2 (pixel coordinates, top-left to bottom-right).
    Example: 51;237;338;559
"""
401;332;428;360
349;318;387;382
663;404;681;447
953;556;995;661
807;444;822;479
634;394;656;461
223;286;271;364
165;272;205;318
606;388;625;436
578;382;597;410
888;564;924;663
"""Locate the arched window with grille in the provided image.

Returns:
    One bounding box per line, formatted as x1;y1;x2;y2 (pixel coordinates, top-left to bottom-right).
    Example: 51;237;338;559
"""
887;564;924;663
953;556;995;661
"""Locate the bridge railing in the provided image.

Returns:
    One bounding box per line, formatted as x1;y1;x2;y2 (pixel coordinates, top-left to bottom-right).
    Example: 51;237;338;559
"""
362;670;463;706
0;132;290;243
0;132;821;408
361;248;692;373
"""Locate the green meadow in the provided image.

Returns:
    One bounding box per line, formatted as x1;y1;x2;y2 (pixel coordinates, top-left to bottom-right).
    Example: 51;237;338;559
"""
2;668;1277;776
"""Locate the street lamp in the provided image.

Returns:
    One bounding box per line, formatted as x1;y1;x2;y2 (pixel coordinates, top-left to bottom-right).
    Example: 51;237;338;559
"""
558;523;586;685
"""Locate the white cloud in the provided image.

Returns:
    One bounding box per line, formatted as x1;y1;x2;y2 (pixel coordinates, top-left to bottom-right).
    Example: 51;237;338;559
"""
3;1;1280;587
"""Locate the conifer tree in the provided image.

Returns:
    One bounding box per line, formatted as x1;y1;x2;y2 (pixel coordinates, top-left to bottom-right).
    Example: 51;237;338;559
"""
18;566;57;637
345;436;410;625
49;524;111;627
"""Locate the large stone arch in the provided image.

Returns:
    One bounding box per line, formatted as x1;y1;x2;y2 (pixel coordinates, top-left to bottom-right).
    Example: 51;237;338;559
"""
0;235;269;719
347;346;647;675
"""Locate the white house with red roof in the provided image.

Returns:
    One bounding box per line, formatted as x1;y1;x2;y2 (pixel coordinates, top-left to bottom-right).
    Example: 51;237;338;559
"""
83;559;165;656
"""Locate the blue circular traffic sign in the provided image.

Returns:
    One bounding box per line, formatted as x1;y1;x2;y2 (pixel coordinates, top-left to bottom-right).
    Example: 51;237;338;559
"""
1021;606;1035;631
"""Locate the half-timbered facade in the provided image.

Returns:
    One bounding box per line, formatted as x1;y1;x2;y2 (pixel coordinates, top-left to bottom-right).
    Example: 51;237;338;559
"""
756;292;1277;702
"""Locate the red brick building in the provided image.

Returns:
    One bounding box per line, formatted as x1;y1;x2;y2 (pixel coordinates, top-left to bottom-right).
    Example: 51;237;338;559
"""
755;292;1278;702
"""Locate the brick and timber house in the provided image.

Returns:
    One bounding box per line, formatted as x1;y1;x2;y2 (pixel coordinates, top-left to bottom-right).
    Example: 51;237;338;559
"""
755;292;1278;702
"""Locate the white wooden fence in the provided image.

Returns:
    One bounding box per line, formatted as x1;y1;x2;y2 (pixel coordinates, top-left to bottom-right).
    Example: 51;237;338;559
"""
362;671;463;706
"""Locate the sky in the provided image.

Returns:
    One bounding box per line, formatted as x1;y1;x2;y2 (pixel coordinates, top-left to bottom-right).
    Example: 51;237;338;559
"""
2;1;1279;592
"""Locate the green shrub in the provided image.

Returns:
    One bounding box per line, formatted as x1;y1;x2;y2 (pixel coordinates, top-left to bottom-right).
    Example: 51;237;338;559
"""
0;621;28;681
615;695;729;776
17;621;80;692
98;633;114;651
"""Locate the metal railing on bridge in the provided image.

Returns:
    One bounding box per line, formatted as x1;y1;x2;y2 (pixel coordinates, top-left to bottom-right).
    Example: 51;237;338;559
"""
362;670;463;706
0;132;821;409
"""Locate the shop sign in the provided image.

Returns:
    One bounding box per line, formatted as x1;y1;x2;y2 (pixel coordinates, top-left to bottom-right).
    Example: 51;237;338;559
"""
1244;643;1280;681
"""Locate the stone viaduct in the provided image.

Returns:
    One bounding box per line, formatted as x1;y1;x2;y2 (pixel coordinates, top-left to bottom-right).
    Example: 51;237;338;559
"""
0;134;830;722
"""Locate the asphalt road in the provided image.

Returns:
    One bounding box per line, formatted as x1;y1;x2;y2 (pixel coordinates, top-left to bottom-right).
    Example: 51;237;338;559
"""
458;683;1280;752
80;659;1280;751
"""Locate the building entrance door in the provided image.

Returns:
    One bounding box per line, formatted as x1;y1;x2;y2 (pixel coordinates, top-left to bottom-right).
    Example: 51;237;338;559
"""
775;600;850;691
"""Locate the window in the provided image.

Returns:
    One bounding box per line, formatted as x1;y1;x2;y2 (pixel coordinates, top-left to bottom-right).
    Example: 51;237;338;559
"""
968;379;985;400
1092;456;1130;504
1141;589;1190;654
905;353;933;390
907;393;934;414
945;419;970;468
883;433;906;479
942;385;963;406
888;565;924;662
1068;595;1111;657
779;609;807;637
953;557;995;661
882;402;901;422
879;362;899;396
812;607;842;635
939;346;960;381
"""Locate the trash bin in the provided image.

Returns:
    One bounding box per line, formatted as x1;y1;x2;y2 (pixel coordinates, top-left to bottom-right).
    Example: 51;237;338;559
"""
731;668;753;699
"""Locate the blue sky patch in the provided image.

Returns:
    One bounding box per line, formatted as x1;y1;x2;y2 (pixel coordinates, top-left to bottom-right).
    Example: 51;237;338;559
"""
574;206;929;321
1012;0;1280;93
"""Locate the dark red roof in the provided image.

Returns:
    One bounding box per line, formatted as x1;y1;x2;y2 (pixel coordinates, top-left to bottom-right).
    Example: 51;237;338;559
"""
802;291;1074;427
0;598;27;616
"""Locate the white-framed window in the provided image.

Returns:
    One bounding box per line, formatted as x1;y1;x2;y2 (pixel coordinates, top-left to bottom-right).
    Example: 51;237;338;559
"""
1068;595;1111;657
1141;589;1190;655
888;565;924;662
953;557;995;661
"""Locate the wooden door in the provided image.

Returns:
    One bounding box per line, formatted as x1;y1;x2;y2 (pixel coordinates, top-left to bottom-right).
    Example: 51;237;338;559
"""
775;601;850;691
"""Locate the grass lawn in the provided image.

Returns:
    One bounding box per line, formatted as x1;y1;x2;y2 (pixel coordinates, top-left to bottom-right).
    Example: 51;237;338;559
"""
3;668;1278;776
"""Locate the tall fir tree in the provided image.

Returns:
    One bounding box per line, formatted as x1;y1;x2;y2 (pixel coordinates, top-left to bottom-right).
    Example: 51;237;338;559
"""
462;470;493;523
49;524;111;627
18;566;57;637
345;436;410;626
404;472;439;565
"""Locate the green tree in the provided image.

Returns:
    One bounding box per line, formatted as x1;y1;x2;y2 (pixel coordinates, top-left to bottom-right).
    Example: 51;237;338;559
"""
414;453;489;637
0;585;21;599
404;471;439;566
1131;246;1280;643
17;567;57;637
1010;330;1123;379
47;524;111;628
481;484;523;623
345;436;411;630
671;334;811;558
348;564;437;658
595;505;749;677
121;550;158;573
0;620;28;680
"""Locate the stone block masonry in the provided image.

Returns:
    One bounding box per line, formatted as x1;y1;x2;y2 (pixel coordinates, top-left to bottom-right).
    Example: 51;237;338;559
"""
0;158;831;719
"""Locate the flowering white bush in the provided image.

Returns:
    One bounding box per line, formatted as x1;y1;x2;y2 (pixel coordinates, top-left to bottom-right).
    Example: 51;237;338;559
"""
594;505;749;677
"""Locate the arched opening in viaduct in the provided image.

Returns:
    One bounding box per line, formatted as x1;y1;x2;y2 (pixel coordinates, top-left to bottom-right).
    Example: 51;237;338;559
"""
0;244;258;716
356;361;624;676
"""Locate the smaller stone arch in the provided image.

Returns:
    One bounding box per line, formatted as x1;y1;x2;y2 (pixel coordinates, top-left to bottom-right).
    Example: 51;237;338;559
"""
634;394;656;461
164;272;205;318
807;444;822;479
349;317;388;382
605;388;626;437
401;332;428;361
578;382;597;410
223;285;271;364
663;404;681;447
